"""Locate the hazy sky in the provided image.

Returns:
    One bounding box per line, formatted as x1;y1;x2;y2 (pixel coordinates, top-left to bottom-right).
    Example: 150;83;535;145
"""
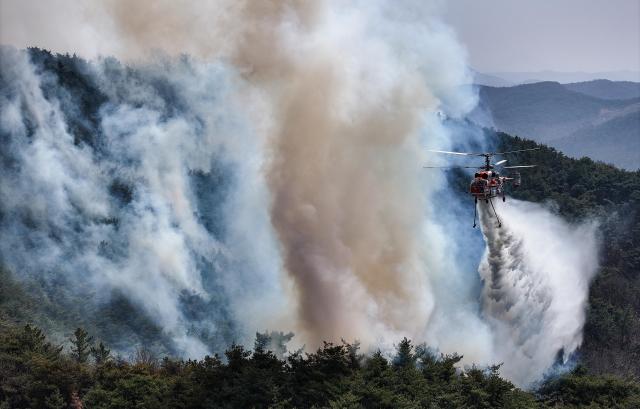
445;0;640;73
1;0;639;74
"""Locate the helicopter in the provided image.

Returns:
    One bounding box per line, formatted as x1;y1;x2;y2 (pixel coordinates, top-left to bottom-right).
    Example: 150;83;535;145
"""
424;148;539;228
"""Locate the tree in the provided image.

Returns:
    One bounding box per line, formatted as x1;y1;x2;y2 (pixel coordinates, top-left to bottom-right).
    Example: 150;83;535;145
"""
254;331;270;353
393;337;416;369
44;390;65;409
70;327;93;364
90;341;111;365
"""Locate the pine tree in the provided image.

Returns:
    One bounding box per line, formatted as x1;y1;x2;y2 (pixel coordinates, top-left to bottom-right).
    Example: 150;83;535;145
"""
393;337;416;369
90;341;111;365
44;390;65;409
70;327;93;364
254;331;270;352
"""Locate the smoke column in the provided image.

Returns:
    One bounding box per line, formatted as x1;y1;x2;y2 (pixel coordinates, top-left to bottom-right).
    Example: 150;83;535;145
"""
0;0;600;385
477;200;599;386
260;4;436;344
96;0;477;346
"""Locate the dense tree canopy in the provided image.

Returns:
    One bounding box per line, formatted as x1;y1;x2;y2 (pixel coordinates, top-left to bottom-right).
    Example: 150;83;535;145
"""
3;323;638;408
491;132;640;377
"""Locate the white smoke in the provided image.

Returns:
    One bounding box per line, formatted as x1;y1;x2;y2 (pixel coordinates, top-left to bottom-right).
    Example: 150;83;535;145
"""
0;47;291;356
0;0;600;386
477;199;599;386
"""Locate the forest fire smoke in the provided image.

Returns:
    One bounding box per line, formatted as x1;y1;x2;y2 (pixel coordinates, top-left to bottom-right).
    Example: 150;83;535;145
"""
100;0;471;345
0;0;600;386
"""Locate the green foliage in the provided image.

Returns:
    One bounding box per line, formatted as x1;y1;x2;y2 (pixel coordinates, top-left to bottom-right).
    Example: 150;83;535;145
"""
70;327;93;364
2;318;639;408
91;341;112;365
538;366;640;408
44;390;65;409
491;131;640;377
393;337;416;369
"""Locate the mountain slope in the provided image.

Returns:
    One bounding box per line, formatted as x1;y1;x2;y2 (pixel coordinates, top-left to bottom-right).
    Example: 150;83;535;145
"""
471;70;514;87
554;110;640;170
488;71;640;84
1;49;638;383
0;47;239;356
564;79;640;100
471;82;640;170
490;132;640;378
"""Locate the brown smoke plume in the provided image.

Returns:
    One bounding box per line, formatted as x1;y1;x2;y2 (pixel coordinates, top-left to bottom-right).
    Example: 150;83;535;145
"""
97;0;440;346
267;59;433;342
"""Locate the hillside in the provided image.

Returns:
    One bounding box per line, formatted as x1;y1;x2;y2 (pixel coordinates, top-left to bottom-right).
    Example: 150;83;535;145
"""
486;71;640;84
3;321;640;409
489;132;640;378
564;79;640;100
1;48;639;407
3;129;640;407
0;47;239;356
471;82;640;170
554;110;640;171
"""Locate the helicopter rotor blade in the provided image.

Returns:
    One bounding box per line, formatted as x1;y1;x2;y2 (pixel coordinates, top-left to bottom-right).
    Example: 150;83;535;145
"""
426;149;487;157
423;166;479;169
495;159;508;166
502;165;536;169
427;147;540;157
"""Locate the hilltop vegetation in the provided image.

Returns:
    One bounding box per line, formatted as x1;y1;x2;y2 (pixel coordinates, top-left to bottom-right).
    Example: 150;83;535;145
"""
491;132;640;378
3;322;640;409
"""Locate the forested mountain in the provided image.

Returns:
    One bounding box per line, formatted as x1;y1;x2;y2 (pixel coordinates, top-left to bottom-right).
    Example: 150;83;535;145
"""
564;80;640;101
553;110;640;173
489;132;640;378
0;46;237;356
1;49;639;408
471;82;640;170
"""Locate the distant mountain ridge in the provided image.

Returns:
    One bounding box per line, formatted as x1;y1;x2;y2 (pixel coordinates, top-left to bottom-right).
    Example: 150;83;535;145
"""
553;109;640;170
470;80;640;170
564;79;640;100
483;70;640;84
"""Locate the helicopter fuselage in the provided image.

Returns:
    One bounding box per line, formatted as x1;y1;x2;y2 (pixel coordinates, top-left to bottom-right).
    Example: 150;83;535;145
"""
470;170;499;199
468;169;518;201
